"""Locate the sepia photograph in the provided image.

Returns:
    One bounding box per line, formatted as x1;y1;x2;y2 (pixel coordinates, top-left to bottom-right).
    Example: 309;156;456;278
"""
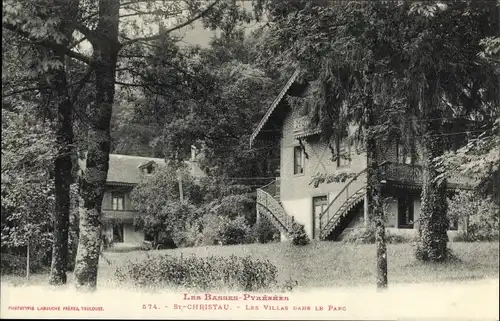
1;0;499;319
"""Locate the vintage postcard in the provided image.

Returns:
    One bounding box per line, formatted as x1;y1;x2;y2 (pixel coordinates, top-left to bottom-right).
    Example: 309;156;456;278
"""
2;0;499;320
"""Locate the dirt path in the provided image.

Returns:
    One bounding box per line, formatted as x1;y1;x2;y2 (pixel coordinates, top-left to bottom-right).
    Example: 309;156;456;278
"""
1;278;498;320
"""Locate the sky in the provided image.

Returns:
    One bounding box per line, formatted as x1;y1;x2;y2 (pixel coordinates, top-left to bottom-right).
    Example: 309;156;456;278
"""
76;1;261;55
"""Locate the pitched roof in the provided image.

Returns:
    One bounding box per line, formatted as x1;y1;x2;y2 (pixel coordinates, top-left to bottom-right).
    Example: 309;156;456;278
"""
106;154;167;185
78;153;206;185
249;69;300;147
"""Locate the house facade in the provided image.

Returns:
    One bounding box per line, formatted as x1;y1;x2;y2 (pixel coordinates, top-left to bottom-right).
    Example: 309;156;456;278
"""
78;151;205;247
250;70;475;242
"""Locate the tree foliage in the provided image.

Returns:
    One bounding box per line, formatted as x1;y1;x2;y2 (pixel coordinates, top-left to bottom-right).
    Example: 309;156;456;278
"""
4;0;262;290
113;29;283;183
448;190;499;242
1;105;56;271
262;0;499;264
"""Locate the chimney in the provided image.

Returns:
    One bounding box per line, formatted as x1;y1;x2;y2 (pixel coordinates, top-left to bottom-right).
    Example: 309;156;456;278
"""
190;145;198;162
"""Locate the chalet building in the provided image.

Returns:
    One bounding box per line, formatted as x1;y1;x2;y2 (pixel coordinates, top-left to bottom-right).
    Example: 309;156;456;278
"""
78;150;205;247
250;70;475;242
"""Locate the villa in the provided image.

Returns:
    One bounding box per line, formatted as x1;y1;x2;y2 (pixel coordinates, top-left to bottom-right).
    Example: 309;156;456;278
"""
78;150;205;246
250;70;474;241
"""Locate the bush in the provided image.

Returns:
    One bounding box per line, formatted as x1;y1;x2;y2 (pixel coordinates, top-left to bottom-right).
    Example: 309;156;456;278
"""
452;228;500;243
448;191;499;242
0;248;51;275
199;214;253;246
115;254;278;291
341;226;413;244
198;214;223;246
254;216;280;244
1;253;26;275
218;216;252;245
290;222;310;246
341;227;375;244
172;219;203;248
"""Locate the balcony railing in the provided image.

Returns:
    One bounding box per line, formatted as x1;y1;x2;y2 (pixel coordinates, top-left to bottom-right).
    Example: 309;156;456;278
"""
101;209;139;222
378;162;476;189
293;116;321;139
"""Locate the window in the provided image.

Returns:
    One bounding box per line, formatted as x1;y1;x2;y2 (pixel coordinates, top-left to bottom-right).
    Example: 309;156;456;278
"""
397;195;414;229
396;140;412;164
313;196;328;239
293;146;305;175
112;193;125;211
144;163;154;175
336;136;350;167
113;223;124;243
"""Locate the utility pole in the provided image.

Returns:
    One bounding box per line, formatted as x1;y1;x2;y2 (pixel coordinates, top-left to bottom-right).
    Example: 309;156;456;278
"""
26;235;30;280
178;170;184;202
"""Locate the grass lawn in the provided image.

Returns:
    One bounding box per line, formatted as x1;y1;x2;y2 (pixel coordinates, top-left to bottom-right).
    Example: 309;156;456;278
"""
3;241;498;290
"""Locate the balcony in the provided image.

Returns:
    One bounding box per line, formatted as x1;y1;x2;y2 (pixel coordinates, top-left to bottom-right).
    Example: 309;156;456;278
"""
293;116;321;139
379;162;476;190
101;209;141;222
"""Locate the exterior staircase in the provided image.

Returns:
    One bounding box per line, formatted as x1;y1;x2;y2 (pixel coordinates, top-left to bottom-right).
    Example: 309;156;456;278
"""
319;169;368;240
319;161;476;240
256;161;476;242
256;179;294;238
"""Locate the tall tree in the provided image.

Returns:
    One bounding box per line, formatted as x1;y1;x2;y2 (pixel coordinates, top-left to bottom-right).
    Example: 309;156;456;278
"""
48;0;80;285
261;0;393;288
118;28;282;181
2;0;82;284
400;1;499;261
4;0;260;291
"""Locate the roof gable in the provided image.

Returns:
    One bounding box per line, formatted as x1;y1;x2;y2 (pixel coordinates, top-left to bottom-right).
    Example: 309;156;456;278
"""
249;69;301;147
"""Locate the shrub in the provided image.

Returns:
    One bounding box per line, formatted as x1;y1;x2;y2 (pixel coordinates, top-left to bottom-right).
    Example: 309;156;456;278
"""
199;214;225;245
218;216;252;245
199;214;253;246
172;219;203;248
341;227;376;244
290;222;310;246
448;191;499;242
140;241;153;251
115;254;278;291
387;233;410;244
341;226;413;244
1;253;26;275
254;216;280;244
0;247;51;275
452;228;500;243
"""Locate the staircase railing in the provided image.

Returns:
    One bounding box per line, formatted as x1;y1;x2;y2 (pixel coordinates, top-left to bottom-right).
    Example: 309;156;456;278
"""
257;180;294;235
260;178;279;198
318;161;475;240
319;167;368;240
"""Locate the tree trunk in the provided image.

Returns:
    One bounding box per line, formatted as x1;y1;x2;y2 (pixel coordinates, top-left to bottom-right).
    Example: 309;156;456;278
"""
366;140;388;289
364;61;388;290
67;183;80;271
73;0;120;291
416;110;449;262
49;63;73;284
48;1;79;284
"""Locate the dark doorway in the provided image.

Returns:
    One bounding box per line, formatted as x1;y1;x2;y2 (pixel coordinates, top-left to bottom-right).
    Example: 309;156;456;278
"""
113;223;124;243
397;195;414;229
313;195;328;239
